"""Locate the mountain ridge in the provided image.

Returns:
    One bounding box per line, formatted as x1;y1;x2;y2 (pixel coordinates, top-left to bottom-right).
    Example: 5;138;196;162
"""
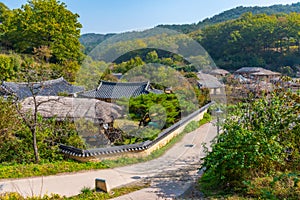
157;2;300;33
80;2;300;54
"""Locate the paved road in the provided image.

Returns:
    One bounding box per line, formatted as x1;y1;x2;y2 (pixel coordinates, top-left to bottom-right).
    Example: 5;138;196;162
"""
0;122;217;199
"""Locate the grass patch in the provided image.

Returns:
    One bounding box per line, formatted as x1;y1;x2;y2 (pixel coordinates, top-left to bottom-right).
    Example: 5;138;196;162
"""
199;112;211;126
0;161;108;179
70;181;150;200
199;171;300;199
0;181;150;200
0;113;211;179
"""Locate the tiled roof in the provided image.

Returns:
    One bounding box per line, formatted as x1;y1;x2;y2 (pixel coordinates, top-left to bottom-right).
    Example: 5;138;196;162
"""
0;83;14;97
1;77;84;100
79;81;150;99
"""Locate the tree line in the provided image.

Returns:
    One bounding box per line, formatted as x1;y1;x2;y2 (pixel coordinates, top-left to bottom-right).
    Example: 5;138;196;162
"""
197;12;300;76
157;2;300;33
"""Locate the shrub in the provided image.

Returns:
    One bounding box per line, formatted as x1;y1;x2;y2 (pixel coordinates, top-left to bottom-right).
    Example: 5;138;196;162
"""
200;91;300;193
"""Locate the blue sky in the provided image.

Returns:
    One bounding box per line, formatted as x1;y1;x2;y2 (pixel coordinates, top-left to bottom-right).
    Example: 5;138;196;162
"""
2;0;300;34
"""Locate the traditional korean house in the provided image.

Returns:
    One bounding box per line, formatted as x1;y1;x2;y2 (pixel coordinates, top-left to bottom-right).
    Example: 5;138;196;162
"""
21;96;123;147
0;77;84;100
197;72;225;95
235;67;281;82
79;80;151;102
209;69;230;79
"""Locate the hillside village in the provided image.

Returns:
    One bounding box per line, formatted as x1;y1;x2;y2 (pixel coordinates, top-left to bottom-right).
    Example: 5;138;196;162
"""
0;0;299;199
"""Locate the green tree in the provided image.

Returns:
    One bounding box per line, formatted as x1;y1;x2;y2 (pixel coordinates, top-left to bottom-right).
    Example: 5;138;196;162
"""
145;50;159;63
127;93;193;127
2;0;83;63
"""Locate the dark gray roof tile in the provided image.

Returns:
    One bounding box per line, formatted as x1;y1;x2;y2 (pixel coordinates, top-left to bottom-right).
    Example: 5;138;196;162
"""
79;80;150;99
1;77;84;100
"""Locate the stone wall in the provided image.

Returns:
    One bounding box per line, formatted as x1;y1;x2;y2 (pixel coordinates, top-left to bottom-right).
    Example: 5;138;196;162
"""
60;102;213;162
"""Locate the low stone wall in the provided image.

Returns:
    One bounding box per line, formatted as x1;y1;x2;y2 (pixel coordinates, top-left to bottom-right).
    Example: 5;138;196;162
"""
60;102;213;162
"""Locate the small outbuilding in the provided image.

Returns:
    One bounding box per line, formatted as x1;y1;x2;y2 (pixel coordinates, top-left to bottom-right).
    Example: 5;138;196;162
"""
197;72;225;95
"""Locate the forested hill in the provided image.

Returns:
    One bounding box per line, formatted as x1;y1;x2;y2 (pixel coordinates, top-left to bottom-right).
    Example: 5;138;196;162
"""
80;3;300;52
157;2;300;33
80;33;116;54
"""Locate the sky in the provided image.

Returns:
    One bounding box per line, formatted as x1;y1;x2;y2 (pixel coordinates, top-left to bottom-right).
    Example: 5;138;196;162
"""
1;0;300;34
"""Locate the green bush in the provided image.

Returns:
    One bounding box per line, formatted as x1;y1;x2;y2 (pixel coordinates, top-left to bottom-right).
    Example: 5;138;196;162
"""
200;91;300;195
0;54;21;81
199;112;211;126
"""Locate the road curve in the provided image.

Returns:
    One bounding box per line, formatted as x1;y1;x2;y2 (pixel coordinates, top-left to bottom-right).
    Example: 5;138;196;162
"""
0;122;217;198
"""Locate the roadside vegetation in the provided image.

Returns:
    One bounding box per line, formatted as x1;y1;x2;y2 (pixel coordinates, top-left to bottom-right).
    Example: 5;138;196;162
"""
0;114;211;179
0;181;150;200
0;115;210;199
200;90;300;199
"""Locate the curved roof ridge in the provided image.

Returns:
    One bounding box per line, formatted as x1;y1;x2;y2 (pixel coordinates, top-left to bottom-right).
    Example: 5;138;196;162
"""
43;77;65;85
2;77;65;86
100;80;150;86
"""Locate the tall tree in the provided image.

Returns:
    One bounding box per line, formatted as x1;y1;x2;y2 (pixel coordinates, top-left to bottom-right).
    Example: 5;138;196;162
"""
2;0;83;63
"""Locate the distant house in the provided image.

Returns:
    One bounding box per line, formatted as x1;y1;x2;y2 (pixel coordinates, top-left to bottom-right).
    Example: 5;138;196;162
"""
197;72;225;95
209;69;230;79
0;77;84;100
112;73;123;79
235;67;281;82
79;80;151;102
284;79;300;93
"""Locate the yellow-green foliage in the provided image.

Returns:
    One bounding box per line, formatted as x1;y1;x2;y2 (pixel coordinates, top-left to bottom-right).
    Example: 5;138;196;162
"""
0;54;21;81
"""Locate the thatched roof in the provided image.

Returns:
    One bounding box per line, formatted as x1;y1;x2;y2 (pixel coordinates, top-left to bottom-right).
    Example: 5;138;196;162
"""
251;69;281;76
21;96;123;123
235;67;280;76
209;69;230;76
197;72;224;89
